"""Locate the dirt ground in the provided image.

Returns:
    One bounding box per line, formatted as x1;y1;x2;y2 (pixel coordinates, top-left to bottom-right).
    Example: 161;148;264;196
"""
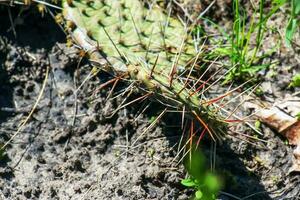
0;2;300;200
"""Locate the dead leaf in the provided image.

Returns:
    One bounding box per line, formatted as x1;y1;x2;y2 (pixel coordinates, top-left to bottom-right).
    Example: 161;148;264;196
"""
246;96;300;172
257;107;300;145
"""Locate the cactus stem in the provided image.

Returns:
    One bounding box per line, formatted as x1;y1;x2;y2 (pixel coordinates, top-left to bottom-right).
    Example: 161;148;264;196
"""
61;0;228;141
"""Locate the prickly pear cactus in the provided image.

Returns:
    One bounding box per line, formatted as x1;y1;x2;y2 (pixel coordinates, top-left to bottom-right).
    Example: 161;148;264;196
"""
63;0;195;71
62;0;226;139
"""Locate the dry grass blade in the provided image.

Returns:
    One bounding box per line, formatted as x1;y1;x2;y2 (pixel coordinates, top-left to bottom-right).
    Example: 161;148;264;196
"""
1;66;49;150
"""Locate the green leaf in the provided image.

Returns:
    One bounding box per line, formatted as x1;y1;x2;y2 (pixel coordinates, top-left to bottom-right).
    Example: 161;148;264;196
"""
290;74;300;87
192;25;206;37
296;112;300;120
255;120;261;130
214;47;232;56
195;190;203;199
272;0;286;5
181;178;196;187
204;173;221;192
184;150;206;180
293;0;300;15
285;18;298;46
285;0;300;46
255;87;264;96
149;116;157;123
240;65;268;75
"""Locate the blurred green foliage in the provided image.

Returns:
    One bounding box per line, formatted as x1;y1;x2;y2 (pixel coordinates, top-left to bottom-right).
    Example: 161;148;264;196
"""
181;148;222;200
289;74;300;87
285;0;300;46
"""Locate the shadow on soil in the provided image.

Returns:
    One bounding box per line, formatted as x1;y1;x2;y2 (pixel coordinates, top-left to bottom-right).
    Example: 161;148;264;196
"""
0;45;13;123
147;108;273;200
0;5;64;180
0;6;65;49
0;6;64;123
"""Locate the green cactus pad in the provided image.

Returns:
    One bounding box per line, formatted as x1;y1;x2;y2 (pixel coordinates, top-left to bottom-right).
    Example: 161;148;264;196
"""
62;0;226;139
63;0;196;71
